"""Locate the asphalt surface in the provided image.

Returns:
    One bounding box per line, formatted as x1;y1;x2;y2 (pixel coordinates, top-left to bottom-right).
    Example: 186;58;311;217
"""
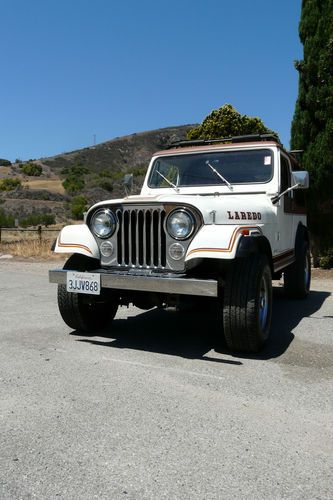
0;260;332;500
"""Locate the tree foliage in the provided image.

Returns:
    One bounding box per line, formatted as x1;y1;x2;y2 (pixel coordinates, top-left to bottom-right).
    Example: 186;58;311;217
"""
187;104;274;140
0;158;12;166
291;0;333;262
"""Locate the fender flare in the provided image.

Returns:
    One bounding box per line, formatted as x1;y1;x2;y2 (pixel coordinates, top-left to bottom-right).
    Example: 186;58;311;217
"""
235;234;273;271
294;223;310;253
53;224;100;259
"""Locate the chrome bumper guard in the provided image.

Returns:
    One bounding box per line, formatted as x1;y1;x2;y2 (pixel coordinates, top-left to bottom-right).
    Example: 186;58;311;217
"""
49;269;218;297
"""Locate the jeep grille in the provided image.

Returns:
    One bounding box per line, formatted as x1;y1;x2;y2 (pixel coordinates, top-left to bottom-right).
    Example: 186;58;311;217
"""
115;207;167;268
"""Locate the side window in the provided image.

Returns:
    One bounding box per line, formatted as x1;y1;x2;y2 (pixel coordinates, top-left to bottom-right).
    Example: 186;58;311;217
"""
280;155;291;193
280;155;293;212
280;155;307;214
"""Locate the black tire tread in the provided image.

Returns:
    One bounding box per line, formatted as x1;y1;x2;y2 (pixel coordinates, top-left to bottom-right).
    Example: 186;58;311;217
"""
223;254;272;353
57;254;118;333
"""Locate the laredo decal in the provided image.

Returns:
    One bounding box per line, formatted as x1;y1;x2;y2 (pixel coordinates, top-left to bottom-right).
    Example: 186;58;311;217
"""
227;211;262;221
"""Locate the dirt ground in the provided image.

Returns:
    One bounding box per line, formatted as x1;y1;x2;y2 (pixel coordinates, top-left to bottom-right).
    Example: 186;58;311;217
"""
311;267;333;280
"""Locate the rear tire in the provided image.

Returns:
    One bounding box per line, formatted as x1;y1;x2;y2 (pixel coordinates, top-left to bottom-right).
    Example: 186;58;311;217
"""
284;241;311;299
57;253;119;333
223;254;272;353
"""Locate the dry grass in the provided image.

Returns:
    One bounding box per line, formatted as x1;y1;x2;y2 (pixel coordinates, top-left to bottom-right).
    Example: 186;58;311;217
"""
22;178;65;194
0;228;60;243
0;225;77;259
0;239;66;260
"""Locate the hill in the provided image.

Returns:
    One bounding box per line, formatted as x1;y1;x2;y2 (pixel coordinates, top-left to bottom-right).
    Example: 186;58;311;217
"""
0;124;195;223
42;125;194;173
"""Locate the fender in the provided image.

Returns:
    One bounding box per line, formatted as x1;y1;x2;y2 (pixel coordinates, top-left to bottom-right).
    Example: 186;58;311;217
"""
54;224;100;259
185;224;263;262
236;234;274;271
294;223;309;250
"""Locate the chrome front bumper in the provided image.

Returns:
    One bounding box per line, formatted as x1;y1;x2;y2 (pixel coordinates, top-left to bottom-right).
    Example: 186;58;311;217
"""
49;269;218;297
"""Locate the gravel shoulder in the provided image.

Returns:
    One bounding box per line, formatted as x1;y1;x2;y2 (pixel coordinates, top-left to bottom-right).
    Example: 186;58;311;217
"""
0;260;332;499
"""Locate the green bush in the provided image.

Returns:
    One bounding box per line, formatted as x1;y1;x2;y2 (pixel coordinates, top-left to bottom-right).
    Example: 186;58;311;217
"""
319;249;333;269
0;208;14;227
98;169;113;178
0;158;12;166
129;166;147;177
0;178;21;191
70;195;87;220
93;178;113;192
20;213;56;228
21;162;42;176
61;164;90;193
61;165;89;178
62;176;85;193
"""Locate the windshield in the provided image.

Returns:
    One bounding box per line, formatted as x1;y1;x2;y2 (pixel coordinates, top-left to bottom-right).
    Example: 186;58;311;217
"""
148;149;274;188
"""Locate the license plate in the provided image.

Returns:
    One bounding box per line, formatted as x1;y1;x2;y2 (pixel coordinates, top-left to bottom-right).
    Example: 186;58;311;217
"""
66;271;101;295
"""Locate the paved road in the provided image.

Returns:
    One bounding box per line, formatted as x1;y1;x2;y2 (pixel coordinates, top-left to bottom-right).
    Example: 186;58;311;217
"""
0;260;332;499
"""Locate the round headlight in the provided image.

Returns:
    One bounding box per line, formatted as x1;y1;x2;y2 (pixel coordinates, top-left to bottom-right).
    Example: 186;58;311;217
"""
91;209;116;239
166;209;195;240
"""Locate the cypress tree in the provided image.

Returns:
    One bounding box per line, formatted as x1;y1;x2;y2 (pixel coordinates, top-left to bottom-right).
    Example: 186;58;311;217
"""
291;0;333;265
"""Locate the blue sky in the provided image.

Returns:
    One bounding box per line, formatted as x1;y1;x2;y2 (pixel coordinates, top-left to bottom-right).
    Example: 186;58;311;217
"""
1;0;302;162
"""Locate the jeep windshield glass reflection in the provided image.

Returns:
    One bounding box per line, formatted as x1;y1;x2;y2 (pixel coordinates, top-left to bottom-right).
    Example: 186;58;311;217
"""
148;149;274;188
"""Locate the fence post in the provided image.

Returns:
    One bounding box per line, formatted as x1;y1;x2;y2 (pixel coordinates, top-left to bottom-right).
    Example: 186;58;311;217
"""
38;225;42;243
0;227;1;244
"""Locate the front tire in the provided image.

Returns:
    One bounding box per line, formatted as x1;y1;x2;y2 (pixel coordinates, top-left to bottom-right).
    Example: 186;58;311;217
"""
57;254;119;333
57;286;118;332
223;254;272;353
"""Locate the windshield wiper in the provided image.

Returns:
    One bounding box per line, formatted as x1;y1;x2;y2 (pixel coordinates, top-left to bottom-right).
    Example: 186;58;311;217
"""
156;170;179;192
205;161;233;190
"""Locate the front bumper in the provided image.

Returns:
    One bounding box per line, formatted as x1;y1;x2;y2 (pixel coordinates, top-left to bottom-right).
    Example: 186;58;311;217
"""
49;269;218;297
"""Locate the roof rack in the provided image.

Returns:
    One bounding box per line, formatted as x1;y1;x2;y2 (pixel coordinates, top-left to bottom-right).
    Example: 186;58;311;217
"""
168;133;282;149
288;149;303;157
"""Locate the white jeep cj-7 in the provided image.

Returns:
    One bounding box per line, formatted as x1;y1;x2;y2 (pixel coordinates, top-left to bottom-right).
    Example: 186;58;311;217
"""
49;134;310;352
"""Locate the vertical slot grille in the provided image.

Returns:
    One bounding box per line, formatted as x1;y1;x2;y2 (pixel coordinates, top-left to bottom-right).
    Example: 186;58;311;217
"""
116;207;166;268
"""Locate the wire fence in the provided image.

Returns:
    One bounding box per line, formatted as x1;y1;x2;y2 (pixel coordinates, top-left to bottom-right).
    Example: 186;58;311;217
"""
0;226;60;244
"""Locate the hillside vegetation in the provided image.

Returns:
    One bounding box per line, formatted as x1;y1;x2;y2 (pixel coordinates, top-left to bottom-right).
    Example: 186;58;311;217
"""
0;125;194;223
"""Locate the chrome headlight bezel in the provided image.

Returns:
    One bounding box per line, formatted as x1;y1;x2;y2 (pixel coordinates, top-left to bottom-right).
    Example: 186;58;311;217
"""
166;209;195;241
90;208;117;239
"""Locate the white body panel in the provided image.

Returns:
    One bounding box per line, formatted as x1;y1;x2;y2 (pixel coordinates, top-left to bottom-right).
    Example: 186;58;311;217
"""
54;224;100;259
185;224;263;261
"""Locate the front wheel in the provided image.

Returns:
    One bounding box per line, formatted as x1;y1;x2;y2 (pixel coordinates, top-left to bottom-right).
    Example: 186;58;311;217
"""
223;254;272;353
57;285;118;333
57;253;119;333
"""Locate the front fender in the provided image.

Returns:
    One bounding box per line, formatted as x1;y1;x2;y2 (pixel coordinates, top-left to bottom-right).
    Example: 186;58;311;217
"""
185;224;262;262
54;224;100;259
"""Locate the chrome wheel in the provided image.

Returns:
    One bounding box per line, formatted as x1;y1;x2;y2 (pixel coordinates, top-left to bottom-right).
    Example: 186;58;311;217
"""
304;252;310;290
259;275;269;330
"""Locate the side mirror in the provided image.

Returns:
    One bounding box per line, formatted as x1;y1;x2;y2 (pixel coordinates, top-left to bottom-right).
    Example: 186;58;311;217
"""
292;171;309;189
123;173;133;195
